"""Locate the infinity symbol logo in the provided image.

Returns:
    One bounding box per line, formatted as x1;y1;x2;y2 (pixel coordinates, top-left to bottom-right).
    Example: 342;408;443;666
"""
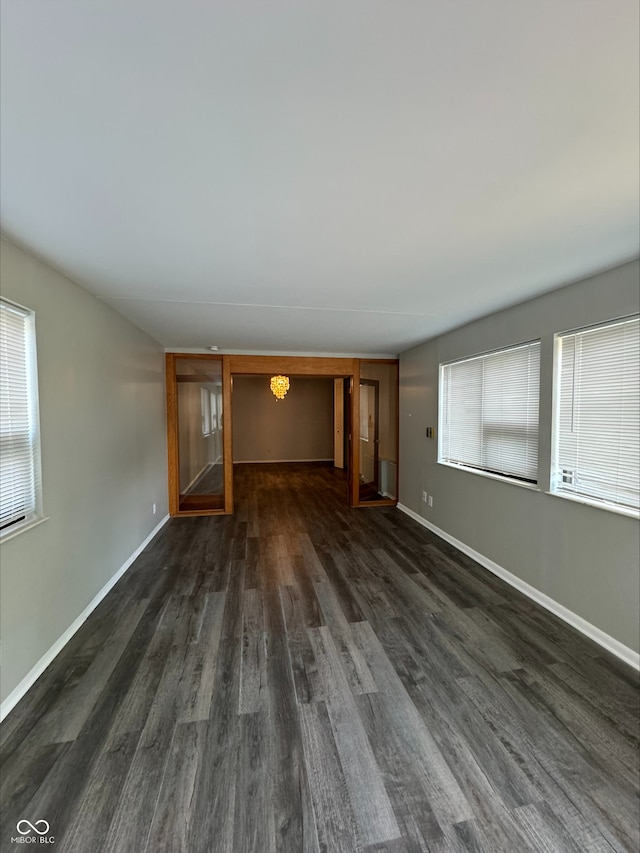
16;819;50;835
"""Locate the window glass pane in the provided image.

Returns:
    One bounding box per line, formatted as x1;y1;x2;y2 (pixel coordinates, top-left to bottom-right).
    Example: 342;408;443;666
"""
439;341;540;483
0;298;42;532
552;316;639;512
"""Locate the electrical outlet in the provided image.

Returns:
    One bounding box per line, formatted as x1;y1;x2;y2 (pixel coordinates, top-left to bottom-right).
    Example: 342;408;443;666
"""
421;490;427;502
152;502;157;515
428;495;433;507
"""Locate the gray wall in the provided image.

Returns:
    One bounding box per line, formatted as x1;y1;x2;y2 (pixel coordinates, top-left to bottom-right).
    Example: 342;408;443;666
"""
233;376;334;462
0;238;168;705
399;259;640;653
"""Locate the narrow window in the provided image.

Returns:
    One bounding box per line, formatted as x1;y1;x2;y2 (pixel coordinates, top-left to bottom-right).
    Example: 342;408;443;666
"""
0;298;43;535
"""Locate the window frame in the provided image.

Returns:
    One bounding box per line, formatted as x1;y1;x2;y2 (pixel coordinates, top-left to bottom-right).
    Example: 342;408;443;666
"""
0;297;45;540
550;314;640;518
438;339;542;488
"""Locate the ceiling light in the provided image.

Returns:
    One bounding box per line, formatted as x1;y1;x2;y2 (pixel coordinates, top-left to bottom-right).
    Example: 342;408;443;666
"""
270;375;290;401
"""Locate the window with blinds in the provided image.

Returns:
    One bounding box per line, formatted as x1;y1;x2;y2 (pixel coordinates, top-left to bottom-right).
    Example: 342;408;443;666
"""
552;315;639;514
439;340;541;483
0;298;43;534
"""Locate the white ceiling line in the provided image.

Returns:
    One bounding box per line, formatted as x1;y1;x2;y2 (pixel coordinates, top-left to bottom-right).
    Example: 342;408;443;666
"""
105;295;441;318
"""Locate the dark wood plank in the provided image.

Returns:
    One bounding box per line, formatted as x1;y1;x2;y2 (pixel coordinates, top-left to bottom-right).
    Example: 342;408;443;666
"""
351;621;472;828
308;626;400;846
0;741;70;846
355;692;444;852
279;585;325;705
179;590;227;723
234;711;275;853
299;701;362;853
63;731;140;853
267;632;320;853
8;592;173;848
187;638;241;853
313;581;377;695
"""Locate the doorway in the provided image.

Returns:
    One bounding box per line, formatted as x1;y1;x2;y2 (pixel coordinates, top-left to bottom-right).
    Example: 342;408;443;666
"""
354;359;399;505
165;354;397;515
231;372;351;506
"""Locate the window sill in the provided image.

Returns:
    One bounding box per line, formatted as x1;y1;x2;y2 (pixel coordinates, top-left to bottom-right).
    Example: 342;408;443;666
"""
0;515;49;543
437;461;540;491
546;491;639;520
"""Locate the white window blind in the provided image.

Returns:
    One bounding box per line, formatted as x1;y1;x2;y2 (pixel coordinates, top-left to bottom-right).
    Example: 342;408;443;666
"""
0;298;41;531
440;340;541;483
552;315;640;513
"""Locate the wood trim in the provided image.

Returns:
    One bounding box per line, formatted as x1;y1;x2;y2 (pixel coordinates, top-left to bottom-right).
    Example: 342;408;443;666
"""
351;362;360;506
222;356;234;514
175;374;221;382
179;494;225;511
165;353;179;515
333;378;344;469
171;353;222;361
394;360;399;502
227;354;355;376
353;359;399;507
348;378;353;502
173;508;227;518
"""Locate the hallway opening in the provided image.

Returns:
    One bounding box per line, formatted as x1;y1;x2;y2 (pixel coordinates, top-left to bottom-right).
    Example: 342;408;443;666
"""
165;354;399;516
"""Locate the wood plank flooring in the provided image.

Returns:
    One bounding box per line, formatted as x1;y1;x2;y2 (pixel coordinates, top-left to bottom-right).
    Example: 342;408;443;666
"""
1;462;638;852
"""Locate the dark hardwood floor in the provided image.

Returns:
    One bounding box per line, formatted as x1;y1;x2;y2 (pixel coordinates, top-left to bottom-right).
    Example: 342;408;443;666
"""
1;462;638;852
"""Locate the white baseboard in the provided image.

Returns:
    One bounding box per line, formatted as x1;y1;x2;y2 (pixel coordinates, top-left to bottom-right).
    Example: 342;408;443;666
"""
397;503;640;671
0;514;170;722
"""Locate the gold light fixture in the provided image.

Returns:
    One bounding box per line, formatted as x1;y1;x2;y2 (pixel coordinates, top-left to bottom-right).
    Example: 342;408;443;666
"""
270;375;290;401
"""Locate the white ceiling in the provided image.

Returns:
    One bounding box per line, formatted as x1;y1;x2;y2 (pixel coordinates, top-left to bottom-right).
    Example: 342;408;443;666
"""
1;1;638;356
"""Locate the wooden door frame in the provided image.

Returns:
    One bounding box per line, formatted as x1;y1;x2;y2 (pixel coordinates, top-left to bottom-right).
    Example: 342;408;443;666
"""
165;352;233;516
355;359;400;507
166;353;398;515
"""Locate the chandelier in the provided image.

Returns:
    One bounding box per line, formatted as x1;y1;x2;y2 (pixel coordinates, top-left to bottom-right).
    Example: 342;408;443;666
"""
270;375;290;401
